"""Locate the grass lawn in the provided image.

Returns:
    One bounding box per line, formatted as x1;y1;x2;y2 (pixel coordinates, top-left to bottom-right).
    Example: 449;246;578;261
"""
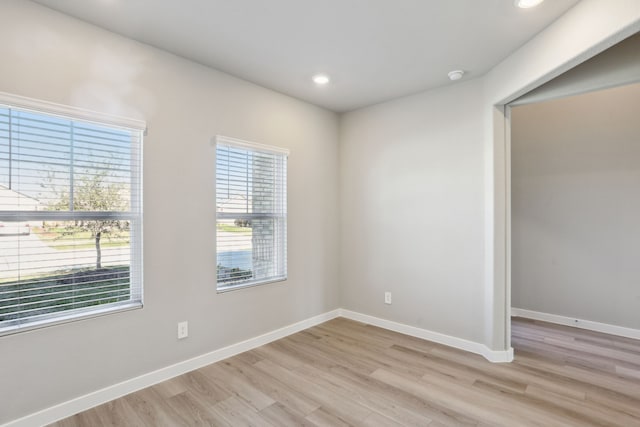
216;223;252;234
33;226;130;250
0;266;130;322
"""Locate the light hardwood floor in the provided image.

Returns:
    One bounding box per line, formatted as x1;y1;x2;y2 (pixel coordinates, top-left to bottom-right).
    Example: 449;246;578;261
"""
50;317;640;426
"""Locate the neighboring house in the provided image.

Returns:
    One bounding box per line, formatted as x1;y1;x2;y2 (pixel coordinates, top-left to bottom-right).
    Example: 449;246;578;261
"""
0;184;41;211
216;194;251;214
0;184;41;235
217;194;253;227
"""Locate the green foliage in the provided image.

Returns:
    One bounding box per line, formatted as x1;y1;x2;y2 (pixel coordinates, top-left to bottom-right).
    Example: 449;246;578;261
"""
0;266;130;322
47;169;130;269
216;223;252;234
217;264;253;284
34;226;130;250
234;218;252;228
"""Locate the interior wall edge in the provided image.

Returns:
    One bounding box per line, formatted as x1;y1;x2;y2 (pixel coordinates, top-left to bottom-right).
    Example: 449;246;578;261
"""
485;9;640;355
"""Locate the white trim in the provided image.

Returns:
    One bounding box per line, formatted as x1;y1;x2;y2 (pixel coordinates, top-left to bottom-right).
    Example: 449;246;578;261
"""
0;91;146;131
0;303;142;338
213;134;290;156
505;104;512;351
339;309;514;363
4;309;341;427
512;308;640;340
4;308;516;426
484;346;514;363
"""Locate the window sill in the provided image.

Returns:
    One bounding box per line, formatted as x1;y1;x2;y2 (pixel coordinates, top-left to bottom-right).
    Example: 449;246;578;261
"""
216;277;287;294
0;302;143;337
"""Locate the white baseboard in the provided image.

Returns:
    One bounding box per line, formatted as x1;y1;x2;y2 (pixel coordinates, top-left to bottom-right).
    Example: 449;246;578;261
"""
512;308;640;340
339;309;514;363
5;308;514;427
4;309;342;427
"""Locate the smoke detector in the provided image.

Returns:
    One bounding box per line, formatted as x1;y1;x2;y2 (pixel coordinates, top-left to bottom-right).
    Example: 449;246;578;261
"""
448;70;465;81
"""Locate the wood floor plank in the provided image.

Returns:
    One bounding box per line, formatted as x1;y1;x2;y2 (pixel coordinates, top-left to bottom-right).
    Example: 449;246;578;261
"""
49;317;640;426
523;384;640;427
149;375;188;400
293;362;435;426
92;398;145;426
173;369;230;404
254;358;373;425
360;411;407;427
259;402;319;427
222;355;321;416
305;406;353;427
584;389;640;418
431;345;595;401
281;333;379;375
164;391;232;426
325;363;477;426
122;387;185;426
53;410;100;427
251;341;306;369
210;395;276;427
198;359;275;411
371;368;527;427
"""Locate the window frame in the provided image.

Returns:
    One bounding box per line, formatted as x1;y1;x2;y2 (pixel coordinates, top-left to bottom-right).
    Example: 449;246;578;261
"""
0;92;145;336
214;135;288;293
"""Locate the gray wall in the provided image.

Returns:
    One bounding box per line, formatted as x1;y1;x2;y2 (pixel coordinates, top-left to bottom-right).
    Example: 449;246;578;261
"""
512;83;640;329
1;0;639;423
0;1;339;423
340;79;486;343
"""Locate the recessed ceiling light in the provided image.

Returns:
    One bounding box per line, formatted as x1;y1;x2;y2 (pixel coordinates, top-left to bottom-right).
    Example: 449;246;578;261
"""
515;0;544;8
312;74;330;85
448;70;465;81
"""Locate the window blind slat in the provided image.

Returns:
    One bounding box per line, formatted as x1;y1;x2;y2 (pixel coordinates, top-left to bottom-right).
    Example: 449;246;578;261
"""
215;136;287;291
0;101;143;336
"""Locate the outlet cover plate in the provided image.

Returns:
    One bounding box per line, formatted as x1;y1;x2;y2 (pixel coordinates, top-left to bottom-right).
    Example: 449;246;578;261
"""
177;321;188;339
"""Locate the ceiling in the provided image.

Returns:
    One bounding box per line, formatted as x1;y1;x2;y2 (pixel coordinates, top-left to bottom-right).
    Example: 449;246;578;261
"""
32;0;580;112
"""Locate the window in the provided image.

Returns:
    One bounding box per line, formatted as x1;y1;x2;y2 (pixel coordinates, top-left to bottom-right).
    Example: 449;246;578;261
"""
215;135;287;291
0;93;144;335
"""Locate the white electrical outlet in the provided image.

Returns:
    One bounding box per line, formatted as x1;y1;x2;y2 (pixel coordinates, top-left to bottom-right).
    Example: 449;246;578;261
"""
384;292;392;305
177;321;189;339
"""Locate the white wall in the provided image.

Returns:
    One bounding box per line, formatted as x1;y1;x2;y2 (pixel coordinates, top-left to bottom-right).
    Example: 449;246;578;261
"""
0;1;340;423
339;79;486;343
511;83;640;329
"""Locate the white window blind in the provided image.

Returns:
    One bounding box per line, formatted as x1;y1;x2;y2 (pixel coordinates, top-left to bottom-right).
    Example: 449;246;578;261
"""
215;136;287;291
0;98;144;335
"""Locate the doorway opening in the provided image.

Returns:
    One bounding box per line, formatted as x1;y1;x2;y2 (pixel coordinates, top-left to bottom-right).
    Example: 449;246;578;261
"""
505;31;640;355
